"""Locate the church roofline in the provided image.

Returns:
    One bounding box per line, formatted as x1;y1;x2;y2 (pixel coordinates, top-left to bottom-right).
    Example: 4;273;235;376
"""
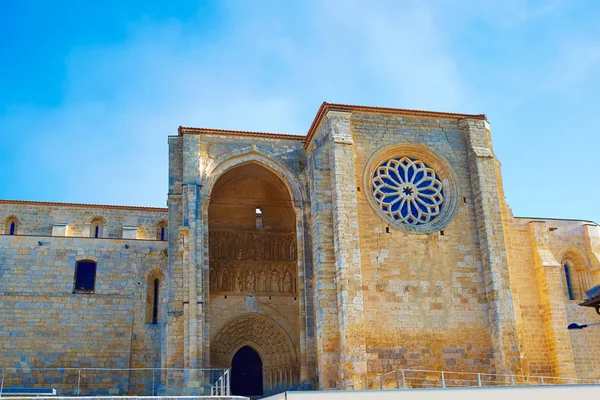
515;215;599;226
178;102;487;148
0;199;167;212
303;102;488;149
177;126;305;141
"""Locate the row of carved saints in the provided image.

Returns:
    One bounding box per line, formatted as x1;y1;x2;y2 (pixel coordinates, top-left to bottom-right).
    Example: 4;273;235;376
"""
210;267;296;294
209;231;296;261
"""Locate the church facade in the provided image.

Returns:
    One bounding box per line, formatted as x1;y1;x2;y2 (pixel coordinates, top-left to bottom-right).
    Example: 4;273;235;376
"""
1;102;600;395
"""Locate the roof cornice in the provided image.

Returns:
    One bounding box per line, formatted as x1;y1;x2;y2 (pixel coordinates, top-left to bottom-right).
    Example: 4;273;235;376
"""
178;126;305;141
177;102;487;150
0;199;167;212
303;102;487;149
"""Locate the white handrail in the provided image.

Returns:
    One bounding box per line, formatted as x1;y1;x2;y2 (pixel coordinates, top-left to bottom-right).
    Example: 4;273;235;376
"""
360;368;600;390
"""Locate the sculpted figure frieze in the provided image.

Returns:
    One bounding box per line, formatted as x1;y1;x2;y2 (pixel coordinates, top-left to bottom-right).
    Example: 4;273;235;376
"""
209;230;296;262
209;230;298;295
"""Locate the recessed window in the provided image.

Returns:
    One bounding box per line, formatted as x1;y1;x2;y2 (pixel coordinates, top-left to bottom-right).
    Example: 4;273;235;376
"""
564;263;575;300
90;218;104;238
146;275;161;324
74;260;97;294
256;207;263;230
152;279;159;324
156;221;168;241
4;216;18;235
561;255;592;301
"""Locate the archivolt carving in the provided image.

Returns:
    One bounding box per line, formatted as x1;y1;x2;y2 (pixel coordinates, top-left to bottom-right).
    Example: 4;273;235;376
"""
211;314;297;368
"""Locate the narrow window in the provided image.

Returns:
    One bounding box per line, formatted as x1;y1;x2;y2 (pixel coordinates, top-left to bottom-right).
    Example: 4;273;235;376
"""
156;222;167;241
256;207;263;230
4;217;18;235
564;264;575;300
74;261;97;294
152;278;159;324
90;218;103;238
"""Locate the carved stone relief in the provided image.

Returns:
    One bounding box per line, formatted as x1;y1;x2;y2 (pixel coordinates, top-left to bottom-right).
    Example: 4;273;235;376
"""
210;262;297;295
209;230;296;262
209;230;298;295
210;314;297;368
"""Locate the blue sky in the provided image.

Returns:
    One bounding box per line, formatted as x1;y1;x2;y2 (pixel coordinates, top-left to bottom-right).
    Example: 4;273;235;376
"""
1;0;599;222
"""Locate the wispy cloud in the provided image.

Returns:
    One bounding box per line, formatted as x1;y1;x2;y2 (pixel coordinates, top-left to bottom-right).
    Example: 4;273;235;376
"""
1;1;466;207
2;1;598;221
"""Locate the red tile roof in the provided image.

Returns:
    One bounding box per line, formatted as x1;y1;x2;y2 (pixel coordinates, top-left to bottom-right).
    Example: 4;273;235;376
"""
0;199;167;212
178;126;305;140
177;102;488;150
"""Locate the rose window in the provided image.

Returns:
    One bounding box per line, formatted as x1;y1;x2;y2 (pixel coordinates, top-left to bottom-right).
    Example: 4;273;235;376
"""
372;157;444;225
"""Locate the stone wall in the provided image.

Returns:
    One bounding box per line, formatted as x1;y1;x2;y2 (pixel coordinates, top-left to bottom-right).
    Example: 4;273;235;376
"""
170;129;317;391
349;112;496;377
0;202;168;395
507;215;600;380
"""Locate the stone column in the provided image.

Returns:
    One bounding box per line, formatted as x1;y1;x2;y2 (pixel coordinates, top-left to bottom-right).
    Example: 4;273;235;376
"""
182;184;205;390
307;122;341;389
529;221;577;377
462;118;522;376
327;111;367;389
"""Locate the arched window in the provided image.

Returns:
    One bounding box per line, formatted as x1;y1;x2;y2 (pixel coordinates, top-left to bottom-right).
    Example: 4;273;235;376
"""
4;216;19;235
74;260;97;294
156;221;167;241
562;252;592;301
564;263;575;300
152;278;159;324
146;273;162;324
90;218;104;238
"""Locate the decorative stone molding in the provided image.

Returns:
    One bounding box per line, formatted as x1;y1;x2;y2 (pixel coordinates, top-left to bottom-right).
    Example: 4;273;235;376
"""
210;313;297;368
364;143;460;234
203;153;303;207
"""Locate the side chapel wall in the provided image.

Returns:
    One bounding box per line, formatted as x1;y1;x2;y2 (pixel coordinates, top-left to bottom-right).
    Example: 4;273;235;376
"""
0;202;168;394
507;216;600;380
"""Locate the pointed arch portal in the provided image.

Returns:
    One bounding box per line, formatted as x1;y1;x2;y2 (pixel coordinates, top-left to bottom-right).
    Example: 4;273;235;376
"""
231;346;263;396
211;314;298;395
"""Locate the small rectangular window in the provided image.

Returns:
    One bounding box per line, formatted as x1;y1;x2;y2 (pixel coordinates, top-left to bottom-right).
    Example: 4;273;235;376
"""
74;261;97;293
256;207;263;230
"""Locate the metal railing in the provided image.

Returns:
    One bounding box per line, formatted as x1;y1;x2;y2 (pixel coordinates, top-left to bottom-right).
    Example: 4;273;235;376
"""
210;369;230;396
0;367;230;397
351;369;600;390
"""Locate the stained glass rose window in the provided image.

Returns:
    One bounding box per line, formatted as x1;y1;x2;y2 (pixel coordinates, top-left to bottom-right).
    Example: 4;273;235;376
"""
372;157;444;226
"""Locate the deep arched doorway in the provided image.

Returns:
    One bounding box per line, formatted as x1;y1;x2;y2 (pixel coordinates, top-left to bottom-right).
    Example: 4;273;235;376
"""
207;161;301;394
231;346;263;396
